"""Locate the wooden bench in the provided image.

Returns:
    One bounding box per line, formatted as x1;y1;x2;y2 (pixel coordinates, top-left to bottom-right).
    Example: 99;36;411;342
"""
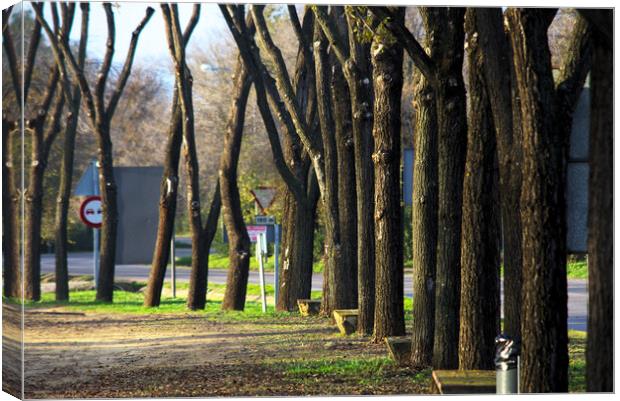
430;370;495;394
332;309;358;335
297;299;321;316
385;336;412;365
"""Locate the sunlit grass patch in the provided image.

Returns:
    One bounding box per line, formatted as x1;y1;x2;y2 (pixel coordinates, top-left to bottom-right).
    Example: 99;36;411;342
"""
568;330;586;392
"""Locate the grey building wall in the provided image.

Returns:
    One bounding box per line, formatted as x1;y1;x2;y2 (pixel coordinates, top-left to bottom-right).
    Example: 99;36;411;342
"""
114;166;163;264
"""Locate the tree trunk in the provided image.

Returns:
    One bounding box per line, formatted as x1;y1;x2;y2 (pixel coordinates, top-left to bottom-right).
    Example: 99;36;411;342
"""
278;176;319;311
585;10;612;392
409;70;438;367
343;11;376;335
314;25;353;315
457;9;501;370
95;124;119;303
221;57;253;311
371;7;406;342
331;40;358;313
23;138;45;302
54;91;81;302
143;90;183;307
422;7;467;370
506;8;568;392
475;8;523;340
2;121;20;298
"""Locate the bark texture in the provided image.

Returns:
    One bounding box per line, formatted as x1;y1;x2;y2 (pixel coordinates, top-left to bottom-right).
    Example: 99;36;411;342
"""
409;70;438;367
54;4;88;301
585;9;613;393
475;8;523;340
144;6;200;308
221;57;253;311
506;8;567;392
457;9;501;370
371;7;405;342
421;7;467;370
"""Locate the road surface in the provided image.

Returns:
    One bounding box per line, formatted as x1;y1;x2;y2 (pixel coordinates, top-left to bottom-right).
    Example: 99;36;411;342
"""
40;252;588;331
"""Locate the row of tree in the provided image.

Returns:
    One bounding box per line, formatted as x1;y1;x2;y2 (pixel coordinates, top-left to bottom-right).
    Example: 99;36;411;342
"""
2;4;612;393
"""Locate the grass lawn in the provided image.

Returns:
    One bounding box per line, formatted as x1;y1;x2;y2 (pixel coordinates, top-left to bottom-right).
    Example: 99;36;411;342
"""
10;284;587;394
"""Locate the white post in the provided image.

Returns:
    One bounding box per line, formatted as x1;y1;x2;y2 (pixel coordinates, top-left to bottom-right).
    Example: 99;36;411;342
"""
92;160;100;289
257;234;267;313
274;224;280;303
171;232;176;298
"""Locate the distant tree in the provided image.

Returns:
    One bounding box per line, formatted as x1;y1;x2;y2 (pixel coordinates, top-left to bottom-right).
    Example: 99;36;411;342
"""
370;6;406;342
54;3;89;301
457;8;501;370
161;3;222;310
2;6;23;299
34;2;154;302
580;9;613;393
144;5;200;308
4;4;68;301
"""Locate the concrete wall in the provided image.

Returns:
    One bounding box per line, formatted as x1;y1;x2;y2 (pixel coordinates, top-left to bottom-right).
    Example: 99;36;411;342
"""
114;166;163;264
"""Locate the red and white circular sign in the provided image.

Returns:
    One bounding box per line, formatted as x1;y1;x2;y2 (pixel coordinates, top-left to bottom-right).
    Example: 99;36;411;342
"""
79;196;103;228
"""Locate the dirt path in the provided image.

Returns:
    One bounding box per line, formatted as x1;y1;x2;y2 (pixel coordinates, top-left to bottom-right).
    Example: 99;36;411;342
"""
4;304;430;398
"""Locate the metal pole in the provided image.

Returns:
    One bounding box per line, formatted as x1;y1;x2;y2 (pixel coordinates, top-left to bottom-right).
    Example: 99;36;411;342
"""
274;223;279;304
171;232;176;298
257;234;267;313
92;160;99;289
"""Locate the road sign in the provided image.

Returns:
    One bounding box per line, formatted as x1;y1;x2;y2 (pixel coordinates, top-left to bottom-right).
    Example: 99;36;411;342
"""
79;196;103;229
250;187;277;213
74;160;99;196
246;225;267;243
255;215;275;225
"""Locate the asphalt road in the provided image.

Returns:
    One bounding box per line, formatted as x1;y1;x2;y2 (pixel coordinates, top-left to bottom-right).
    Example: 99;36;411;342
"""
40;252;588;332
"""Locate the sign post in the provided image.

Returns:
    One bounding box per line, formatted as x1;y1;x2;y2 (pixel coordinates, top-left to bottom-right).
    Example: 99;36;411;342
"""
256;233;267;313
274;223;280;303
79;194;102;289
170;233;176;298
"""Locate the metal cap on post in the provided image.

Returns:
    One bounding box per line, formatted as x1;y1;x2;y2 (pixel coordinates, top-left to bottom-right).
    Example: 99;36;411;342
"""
495;335;520;394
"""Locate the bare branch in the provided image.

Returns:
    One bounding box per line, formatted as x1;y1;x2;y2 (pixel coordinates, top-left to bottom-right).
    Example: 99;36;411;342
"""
2;6;12;34
105;6;155;118
23;7;43;103
311;5;349;67
2;14;21;106
182;4;201;46
94;3;116;113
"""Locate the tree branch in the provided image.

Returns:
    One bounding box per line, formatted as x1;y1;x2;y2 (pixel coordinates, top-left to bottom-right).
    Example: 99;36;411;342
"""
311;5;349;67
182;4;201;46
370;6;436;83
2;6;12;34
2;14;21;106
94;3;116;114
105;6;155;118
23;7;43;103
219;5;307;203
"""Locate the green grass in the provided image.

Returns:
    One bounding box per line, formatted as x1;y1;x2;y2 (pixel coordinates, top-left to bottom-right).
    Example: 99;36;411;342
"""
15;285;295;322
568;330;586;392
567;261;588;279
175;253;325;273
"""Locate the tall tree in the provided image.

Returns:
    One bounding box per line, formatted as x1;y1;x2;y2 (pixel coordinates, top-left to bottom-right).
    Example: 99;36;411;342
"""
34;2;154;302
220;33;253;312
3;6;24;299
219;5;318;311
422;7;467;370
409;69;438;367
579;8;612;393
162;3;222;310
54;3;89;301
457;8;501;370
276;7;321;312
370;6;406;342
330;6;358;315
506;8;591;392
313;5;376;333
475;8;524;340
144;5;200;308
6;3;67;301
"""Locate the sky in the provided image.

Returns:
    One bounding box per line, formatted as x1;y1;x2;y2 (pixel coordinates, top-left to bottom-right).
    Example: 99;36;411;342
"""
33;2;230;67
